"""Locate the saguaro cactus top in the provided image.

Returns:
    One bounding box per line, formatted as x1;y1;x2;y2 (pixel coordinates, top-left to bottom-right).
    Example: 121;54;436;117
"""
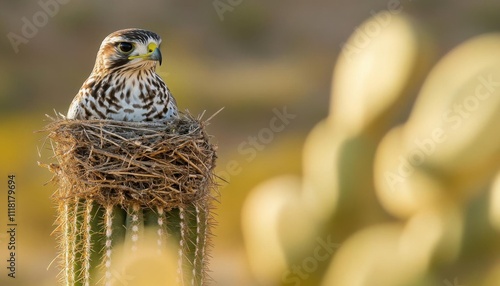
42;113;218;286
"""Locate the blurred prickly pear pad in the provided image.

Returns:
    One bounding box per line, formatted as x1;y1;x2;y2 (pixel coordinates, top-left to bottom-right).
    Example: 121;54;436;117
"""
489;172;500;232
301;12;434;222
375;34;500;215
331;12;432;135
301;120;341;219
242;11;436;285
241;176;304;285
402;34;500;182
322;203;463;286
375;127;439;217
322;224;413;286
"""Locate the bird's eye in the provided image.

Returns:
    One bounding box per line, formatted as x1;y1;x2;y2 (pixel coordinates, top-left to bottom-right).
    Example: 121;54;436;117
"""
117;42;134;53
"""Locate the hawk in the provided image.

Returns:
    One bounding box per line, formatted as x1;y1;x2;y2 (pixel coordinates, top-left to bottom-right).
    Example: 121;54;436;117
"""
67;28;178;121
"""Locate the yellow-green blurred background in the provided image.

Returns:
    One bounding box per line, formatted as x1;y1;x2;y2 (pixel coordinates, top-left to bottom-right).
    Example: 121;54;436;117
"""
1;1;500;286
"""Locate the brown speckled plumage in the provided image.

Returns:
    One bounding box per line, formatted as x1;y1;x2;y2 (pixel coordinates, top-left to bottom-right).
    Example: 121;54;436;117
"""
67;28;178;121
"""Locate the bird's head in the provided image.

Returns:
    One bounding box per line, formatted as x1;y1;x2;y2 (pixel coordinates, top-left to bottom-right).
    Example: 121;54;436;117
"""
93;28;163;73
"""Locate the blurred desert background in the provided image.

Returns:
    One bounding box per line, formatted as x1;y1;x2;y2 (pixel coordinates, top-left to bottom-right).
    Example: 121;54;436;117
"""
1;1;500;285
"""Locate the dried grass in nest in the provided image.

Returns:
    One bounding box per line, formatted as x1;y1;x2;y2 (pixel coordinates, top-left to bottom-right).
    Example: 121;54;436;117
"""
41;112;218;209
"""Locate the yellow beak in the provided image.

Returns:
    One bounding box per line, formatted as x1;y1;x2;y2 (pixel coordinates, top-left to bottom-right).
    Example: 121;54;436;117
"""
148;47;162;65
128;43;162;65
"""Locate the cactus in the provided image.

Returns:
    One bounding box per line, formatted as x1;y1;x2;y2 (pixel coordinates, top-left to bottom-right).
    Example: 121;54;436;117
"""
42;113;217;286
242;11;500;286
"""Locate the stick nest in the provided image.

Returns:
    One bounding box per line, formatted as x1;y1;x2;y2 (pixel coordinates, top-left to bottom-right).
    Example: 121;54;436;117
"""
41;112;218;209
